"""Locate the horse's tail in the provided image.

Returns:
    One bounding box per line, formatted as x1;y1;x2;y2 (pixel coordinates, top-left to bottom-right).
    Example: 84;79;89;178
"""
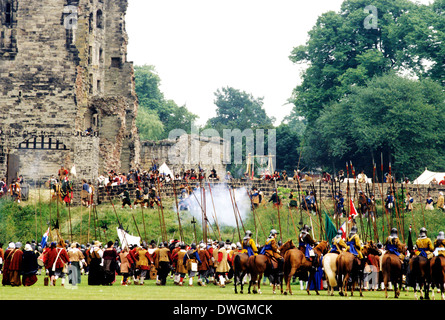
323;255;337;287
432;255;444;284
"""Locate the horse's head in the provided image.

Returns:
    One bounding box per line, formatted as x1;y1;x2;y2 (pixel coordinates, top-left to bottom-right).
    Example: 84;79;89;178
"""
315;240;330;255
279;239;295;255
363;240;381;256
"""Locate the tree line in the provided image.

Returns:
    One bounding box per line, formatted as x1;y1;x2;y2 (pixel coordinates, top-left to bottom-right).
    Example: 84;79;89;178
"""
135;0;445;180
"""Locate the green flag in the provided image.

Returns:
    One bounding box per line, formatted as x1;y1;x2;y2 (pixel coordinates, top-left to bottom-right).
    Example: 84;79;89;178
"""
325;212;337;244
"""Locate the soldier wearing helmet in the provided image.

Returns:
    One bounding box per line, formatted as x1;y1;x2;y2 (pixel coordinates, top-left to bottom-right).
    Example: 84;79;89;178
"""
242;230;258;257
434;231;445;257
330;230;348;254
415;227;434;259
262;229;284;275
298;224;316;260
346;225;363;259
384;228;405;260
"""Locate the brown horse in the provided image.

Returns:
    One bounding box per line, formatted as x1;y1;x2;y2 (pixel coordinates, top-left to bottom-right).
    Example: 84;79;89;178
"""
430;255;445;300
381;246;406;299
337;241;381;297
409;254;431;300
283;240;329;295
245;240;294;295
233;252;249;294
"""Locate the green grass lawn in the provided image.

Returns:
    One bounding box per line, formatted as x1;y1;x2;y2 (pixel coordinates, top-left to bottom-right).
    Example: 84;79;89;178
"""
0;274;424;301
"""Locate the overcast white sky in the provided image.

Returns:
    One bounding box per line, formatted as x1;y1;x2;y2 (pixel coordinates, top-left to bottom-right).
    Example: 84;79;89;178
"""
126;0;432;126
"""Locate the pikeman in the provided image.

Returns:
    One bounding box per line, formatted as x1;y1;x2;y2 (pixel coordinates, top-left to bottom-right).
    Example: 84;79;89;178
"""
9;179;21;203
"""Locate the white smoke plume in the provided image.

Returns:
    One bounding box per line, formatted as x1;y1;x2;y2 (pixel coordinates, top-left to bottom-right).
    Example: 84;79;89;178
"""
185;184;251;228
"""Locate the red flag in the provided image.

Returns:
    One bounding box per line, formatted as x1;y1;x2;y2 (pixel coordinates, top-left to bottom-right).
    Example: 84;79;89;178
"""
339;222;347;240
349;198;358;222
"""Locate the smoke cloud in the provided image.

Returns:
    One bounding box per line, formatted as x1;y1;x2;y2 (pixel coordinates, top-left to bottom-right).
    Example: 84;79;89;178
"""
185;184;251;228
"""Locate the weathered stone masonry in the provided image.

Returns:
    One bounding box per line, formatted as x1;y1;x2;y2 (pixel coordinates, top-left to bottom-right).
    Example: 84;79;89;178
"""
0;0;140;183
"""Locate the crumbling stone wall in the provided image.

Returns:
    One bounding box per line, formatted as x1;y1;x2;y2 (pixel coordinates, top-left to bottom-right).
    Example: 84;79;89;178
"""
0;0;139;183
139;134;227;177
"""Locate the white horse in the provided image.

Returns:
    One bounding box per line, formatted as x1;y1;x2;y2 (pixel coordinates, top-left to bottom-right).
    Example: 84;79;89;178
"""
322;252;339;296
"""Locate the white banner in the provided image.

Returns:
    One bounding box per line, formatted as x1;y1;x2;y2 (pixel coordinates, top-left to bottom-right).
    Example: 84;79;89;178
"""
117;227;140;249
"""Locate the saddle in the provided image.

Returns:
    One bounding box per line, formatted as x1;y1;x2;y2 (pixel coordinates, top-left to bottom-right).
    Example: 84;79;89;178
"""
262;252;279;269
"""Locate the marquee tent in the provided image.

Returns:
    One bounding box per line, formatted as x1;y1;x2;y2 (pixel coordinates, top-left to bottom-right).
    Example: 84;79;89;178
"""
412;169;445;185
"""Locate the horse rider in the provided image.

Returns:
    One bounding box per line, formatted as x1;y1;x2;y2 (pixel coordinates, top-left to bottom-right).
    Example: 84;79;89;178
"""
346;226;363;259
433;231;445;257
298;224;316;260
384;228;405;260
242;230;258;257
263;229;284;275
415;227;434;259
329;230;348;254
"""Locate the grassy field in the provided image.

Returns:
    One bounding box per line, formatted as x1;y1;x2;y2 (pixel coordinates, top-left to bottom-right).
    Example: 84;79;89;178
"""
0;273;423;301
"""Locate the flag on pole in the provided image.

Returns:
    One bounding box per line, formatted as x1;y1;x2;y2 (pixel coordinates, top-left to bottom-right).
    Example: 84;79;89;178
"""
41;227;50;249
325;212;337;244
348;198;358;222
339;221;347;240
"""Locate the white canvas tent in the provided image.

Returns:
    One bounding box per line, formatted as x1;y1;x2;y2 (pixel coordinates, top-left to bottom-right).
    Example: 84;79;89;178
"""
159;162;173;177
412;169;445;185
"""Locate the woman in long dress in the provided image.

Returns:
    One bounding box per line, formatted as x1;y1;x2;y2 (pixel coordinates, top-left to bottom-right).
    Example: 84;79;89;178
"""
22;243;38;286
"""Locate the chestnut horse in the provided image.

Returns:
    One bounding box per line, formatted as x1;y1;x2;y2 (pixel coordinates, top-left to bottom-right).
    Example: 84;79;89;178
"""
245;240;294;295
409;254;431;300
430;255;445;300
233;252;249;294
381;245;406;299
337;241;381;297
283;240;329;295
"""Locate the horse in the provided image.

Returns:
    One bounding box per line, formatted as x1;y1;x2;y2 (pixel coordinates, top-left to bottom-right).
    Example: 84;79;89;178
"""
233;252;249;294
430;255;445;300
322;252;339;296
337;241;381;297
381;245;406;299
282;240;329;296
408;254;431;300
245;240;294;295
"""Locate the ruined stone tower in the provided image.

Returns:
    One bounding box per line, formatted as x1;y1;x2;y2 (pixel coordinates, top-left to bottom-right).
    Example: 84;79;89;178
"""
0;0;140;183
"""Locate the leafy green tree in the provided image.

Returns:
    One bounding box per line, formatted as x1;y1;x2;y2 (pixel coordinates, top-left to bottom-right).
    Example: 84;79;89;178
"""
207;87;274;133
134;65;198;140
315;73;445;179
288;0;434;124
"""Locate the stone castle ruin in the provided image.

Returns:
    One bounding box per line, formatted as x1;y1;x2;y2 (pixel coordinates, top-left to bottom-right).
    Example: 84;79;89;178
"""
0;0;140;183
0;0;226;185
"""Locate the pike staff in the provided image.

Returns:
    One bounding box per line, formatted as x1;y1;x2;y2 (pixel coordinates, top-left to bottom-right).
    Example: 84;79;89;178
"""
172;179;185;242
228;186;242;243
156;176;167;242
207;182;221;241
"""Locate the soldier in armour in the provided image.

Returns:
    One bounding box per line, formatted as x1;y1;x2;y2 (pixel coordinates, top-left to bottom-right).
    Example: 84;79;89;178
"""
415;227;434;259
330;230;348;254
346;226;363;259
242;230;258;257
262;229;284;275
384;228;405;260
434;232;445;257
